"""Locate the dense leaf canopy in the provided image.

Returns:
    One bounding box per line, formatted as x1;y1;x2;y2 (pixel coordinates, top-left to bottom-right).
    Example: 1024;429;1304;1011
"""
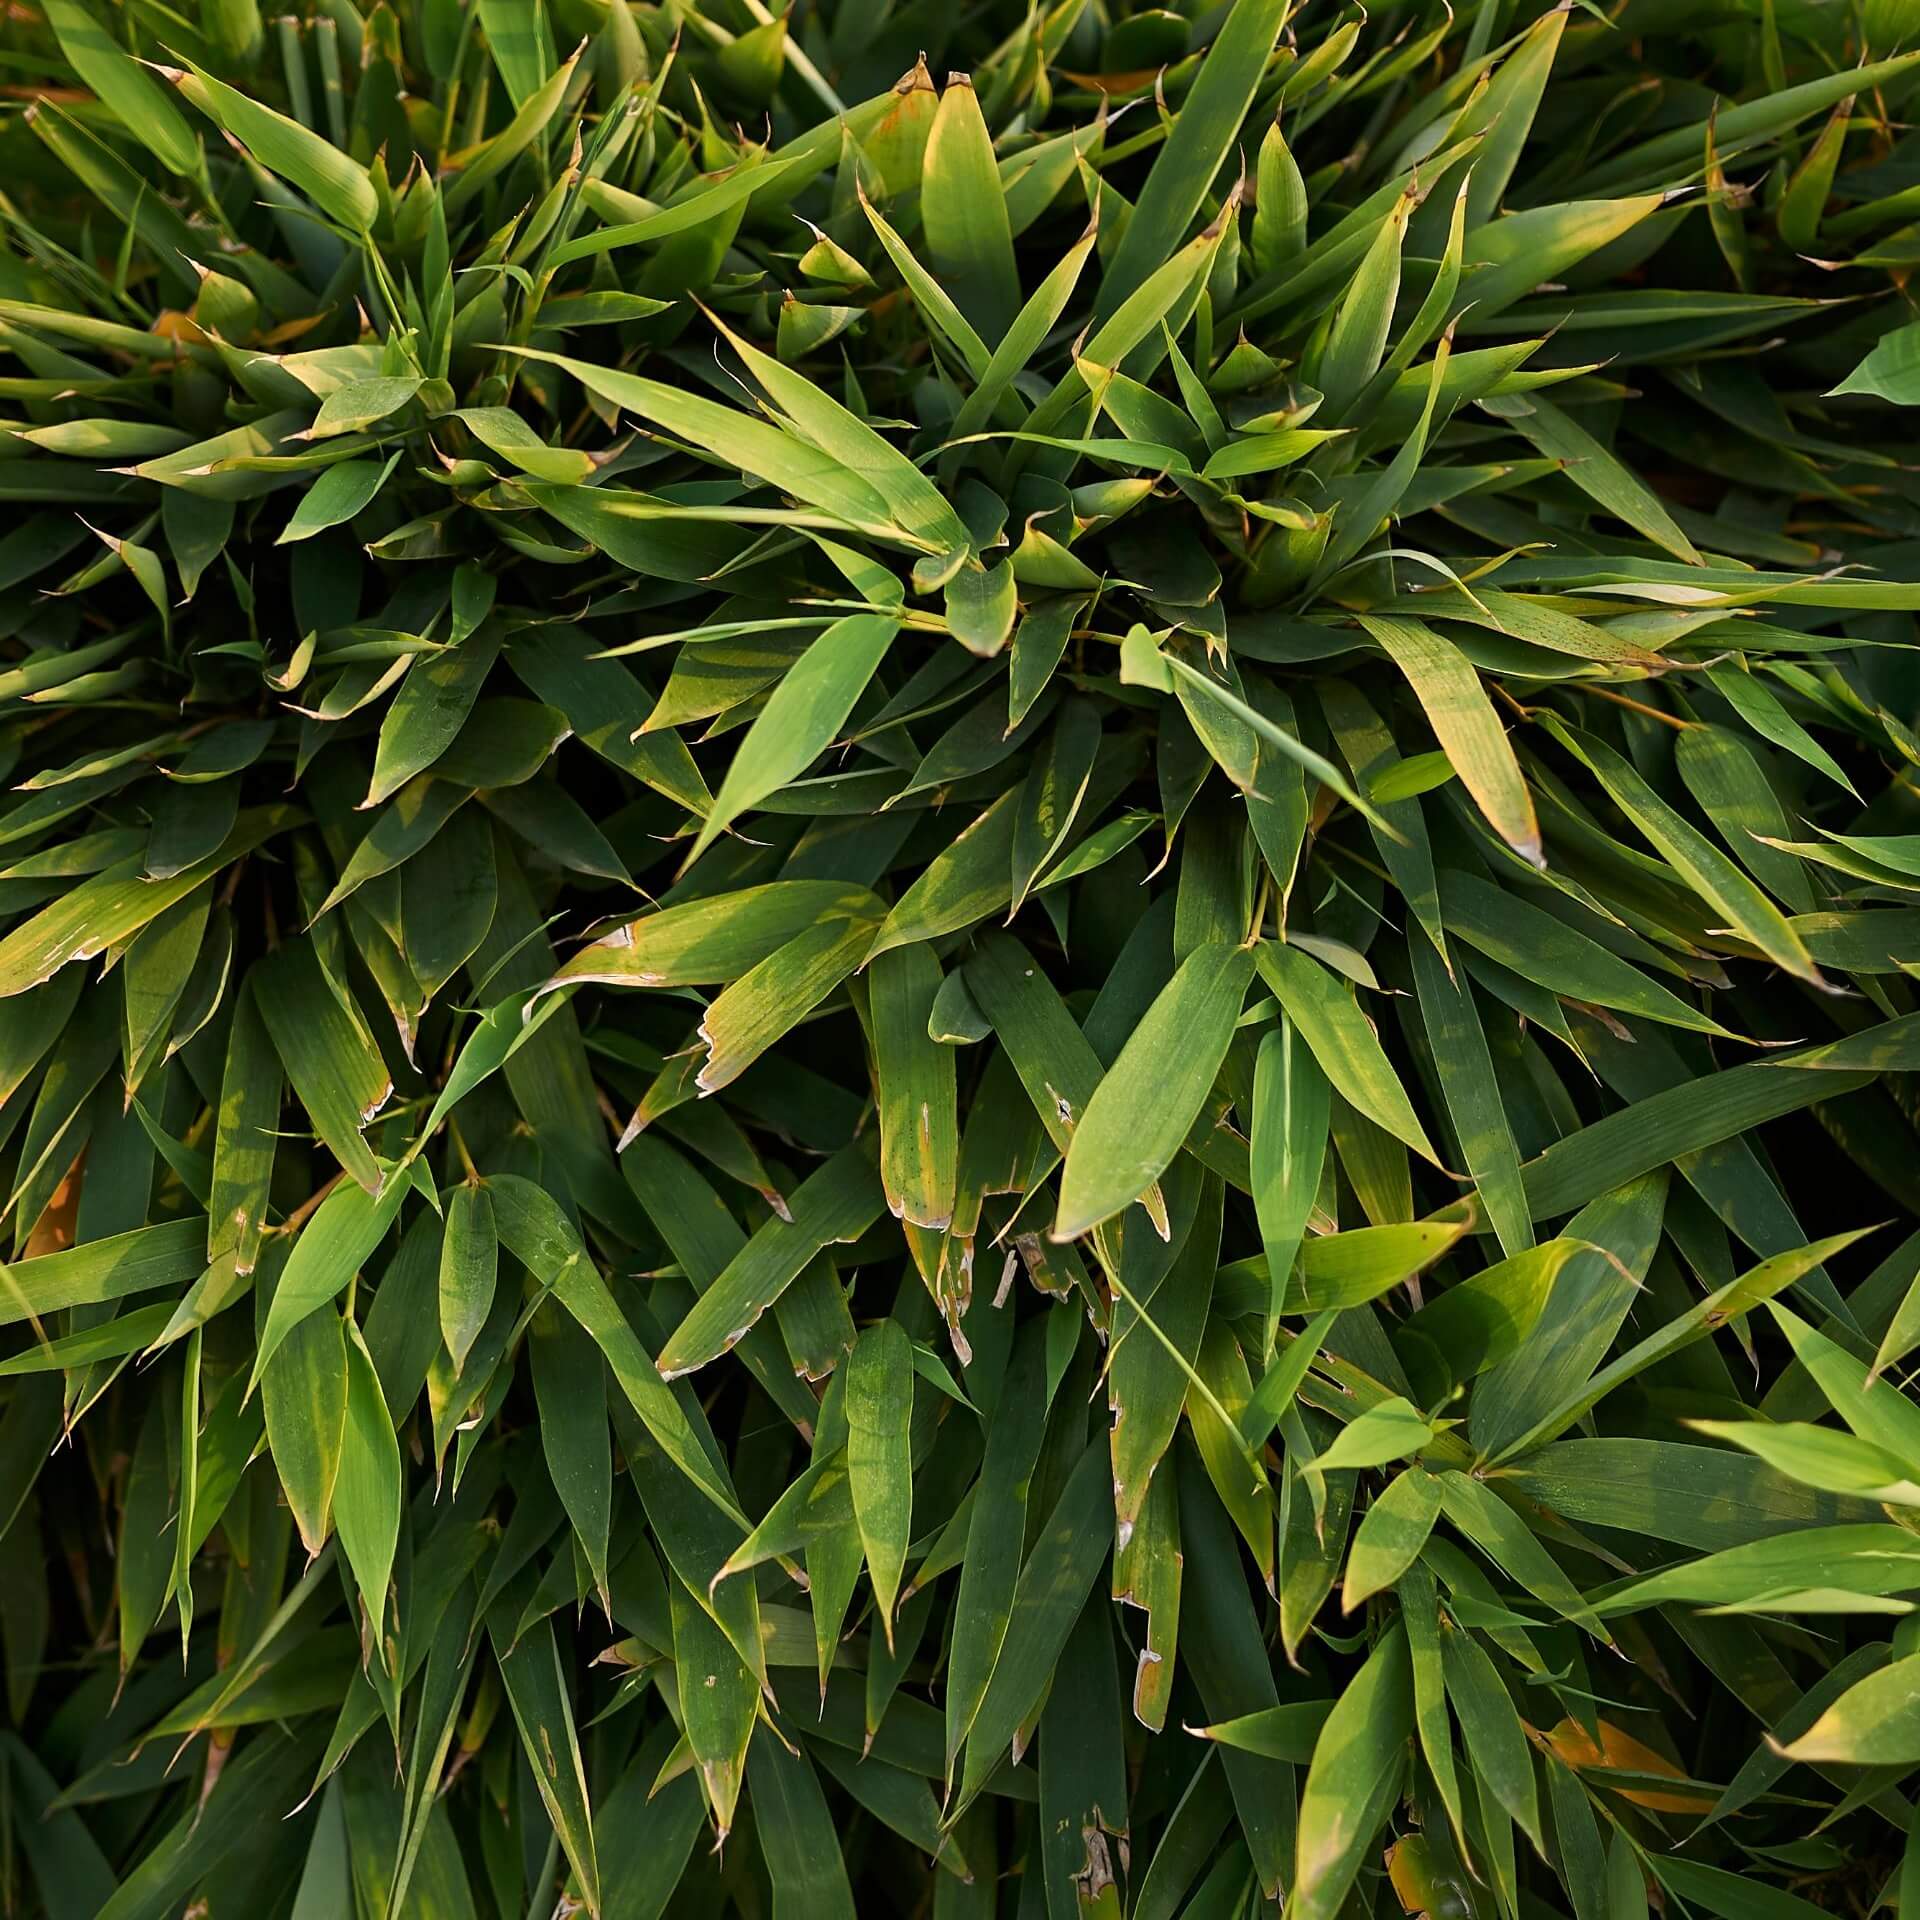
4;0;1920;1915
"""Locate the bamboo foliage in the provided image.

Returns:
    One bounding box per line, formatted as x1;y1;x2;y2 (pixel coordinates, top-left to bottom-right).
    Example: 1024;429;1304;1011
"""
1;0;1920;1914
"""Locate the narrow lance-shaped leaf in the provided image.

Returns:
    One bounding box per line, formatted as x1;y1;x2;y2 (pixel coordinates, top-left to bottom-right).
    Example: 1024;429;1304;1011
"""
1359;612;1540;865
491;1612;602;1910
1254;943;1439;1163
1055;944;1254;1240
531;1297;613;1611
260;1297;347;1561
334;1321;400;1666
252;1177;407;1391
845;1319;914;1649
869;944;959;1231
921;76;1021;344
165;57;377;229
437;1180;496;1375
1295;1625;1413;1920
688;616;896;865
1096;0;1292;319
1251;1015;1329;1356
44;0;199;174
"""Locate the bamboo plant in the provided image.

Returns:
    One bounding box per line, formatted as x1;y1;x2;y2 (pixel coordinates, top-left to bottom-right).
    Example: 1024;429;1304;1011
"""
4;0;1920;1915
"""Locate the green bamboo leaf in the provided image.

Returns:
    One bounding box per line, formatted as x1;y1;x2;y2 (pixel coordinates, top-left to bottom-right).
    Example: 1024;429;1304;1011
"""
1055;944;1253;1239
206;978;279;1276
1541;717;1821;985
1832;320;1920;403
1359;612;1540;864
1465;6;1566;226
845;1319;913;1647
752;1731;859;1919
334;1320;399;1659
509;347;938;548
459;409;596;487
315;781;466;920
1582;51;1920;192
1312;334;1451;585
1488;1229;1875;1464
1457;197;1663;322
1313;1396;1441;1474
942;559;1017;658
1604;1522;1920;1615
1501;394;1701;565
703;307;973;555
1318;192;1408;416
437;1181;497;1375
1442;1627;1542;1848
946;1322;1049;1765
921;76;1021;344
654;1143;886;1380
1111;1165;1224;1546
0;1219;204;1328
1518;1030;1914;1221
669;1569;756;1842
694;614;899;863
1780;1656;1920;1766
252;1174;408;1389
1252;113;1308;274
44;0;199;174
0;1301;174;1376
711;1449;853;1590
260;1296;346;1559
1253;942;1438;1163
1192;1699;1333;1762
521;481;757;587
549;881;880;992
1688;1417;1920;1505
1022;186;1242;452
1269;1216;1451;1314
490;1174;746;1528
1397;1239;1582;1404
1871;1236;1920;1383
858;188;991;376
1409;932;1531;1258
1342;1467;1443;1611
955;1437;1113;1810
948;223;1100;447
166;57;377;229
865;788;1022;962
491;1612;601;1908
1250;1014;1329;1354
0;1734;117;1915
552;150;809;267
869;944;959;1230
1438;869;1737;1039
1096;0;1292;320
697;914;876;1094
400;806;497;1006
1142;635;1391;833
531;1296;613;1609
443;44;580;213
301;375;420;440
481;779;631;887
360;641;499;814
1295;1625;1412;1920
1768;1300;1920;1467
413;986;569;1145
0;808;291;995
1009;697;1102;916
1703;666;1859;798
